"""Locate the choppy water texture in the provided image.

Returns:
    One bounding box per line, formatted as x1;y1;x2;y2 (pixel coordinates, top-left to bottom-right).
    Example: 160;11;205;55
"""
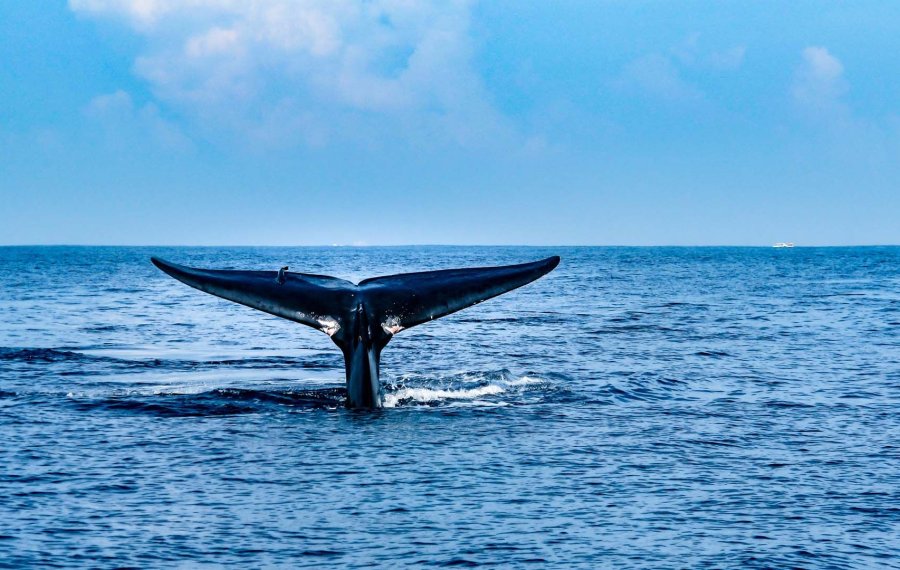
1;246;898;568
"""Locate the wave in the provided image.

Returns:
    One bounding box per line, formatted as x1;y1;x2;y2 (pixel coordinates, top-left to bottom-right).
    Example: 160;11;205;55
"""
51;371;563;416
66;387;347;417
1;346;567;413
0;348;95;363
0;346;342;372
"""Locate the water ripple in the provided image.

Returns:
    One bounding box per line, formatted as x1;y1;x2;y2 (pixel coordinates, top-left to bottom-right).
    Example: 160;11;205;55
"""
1;246;898;568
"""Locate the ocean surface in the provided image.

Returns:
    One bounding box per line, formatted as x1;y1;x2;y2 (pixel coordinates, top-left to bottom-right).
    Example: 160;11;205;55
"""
0;246;898;568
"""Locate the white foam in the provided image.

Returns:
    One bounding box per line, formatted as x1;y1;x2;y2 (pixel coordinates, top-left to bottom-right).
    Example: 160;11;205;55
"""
448;400;510;408
383;384;505;408
507;375;543;386
151;384;213;396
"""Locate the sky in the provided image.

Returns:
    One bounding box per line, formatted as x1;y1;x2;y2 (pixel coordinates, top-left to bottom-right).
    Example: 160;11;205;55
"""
1;1;899;246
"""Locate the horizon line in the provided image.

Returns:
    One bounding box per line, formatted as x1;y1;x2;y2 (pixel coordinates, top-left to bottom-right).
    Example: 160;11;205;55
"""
1;243;898;248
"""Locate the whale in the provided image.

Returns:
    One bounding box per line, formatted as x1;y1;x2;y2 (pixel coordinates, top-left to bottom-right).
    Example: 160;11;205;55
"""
150;255;560;409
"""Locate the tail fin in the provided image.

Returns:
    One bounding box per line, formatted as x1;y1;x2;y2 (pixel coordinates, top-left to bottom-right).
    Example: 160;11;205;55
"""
151;255;559;341
150;257;355;338
360;256;560;335
152;255;559;409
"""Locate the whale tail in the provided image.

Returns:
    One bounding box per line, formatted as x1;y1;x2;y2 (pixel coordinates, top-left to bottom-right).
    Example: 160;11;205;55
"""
150;256;559;346
151;255;559;408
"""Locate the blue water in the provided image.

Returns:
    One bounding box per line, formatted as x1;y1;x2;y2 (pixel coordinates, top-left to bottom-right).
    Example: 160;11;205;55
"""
1;246;898;568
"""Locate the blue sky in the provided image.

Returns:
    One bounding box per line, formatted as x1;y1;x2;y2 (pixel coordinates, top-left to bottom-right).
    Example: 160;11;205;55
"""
2;1;898;245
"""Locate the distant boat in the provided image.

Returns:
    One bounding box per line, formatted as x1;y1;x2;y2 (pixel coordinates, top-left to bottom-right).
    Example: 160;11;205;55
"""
773;242;795;248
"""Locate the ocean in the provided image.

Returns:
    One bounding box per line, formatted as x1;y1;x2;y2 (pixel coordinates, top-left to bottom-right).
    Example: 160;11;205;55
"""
0;246;897;568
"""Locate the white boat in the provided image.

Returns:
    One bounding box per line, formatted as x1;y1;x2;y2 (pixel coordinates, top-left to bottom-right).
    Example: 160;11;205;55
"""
773;242;795;248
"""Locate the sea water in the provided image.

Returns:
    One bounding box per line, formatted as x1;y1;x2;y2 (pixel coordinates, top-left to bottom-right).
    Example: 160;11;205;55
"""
0;246;897;568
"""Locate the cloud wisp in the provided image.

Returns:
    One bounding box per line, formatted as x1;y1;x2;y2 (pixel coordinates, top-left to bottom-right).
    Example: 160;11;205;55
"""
615;54;704;103
792;46;848;115
85;89;192;151
613;35;746;104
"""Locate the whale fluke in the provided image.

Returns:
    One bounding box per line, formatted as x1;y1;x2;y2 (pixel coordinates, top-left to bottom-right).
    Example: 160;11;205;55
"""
151;255;560;408
150;257;356;338
360;257;560;334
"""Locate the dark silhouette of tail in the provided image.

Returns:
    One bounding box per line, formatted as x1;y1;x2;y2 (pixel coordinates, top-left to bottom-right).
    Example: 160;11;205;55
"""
151;255;560;408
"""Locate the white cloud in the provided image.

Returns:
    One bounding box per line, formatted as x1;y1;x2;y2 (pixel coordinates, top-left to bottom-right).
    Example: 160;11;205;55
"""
788;47;899;173
792;46;848;113
707;46;745;71
70;0;171;27
614;35;745;104
185;27;241;58
616;54;703;102
671;34;745;71
86;89;135;115
69;0;507;149
86;89;193;151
